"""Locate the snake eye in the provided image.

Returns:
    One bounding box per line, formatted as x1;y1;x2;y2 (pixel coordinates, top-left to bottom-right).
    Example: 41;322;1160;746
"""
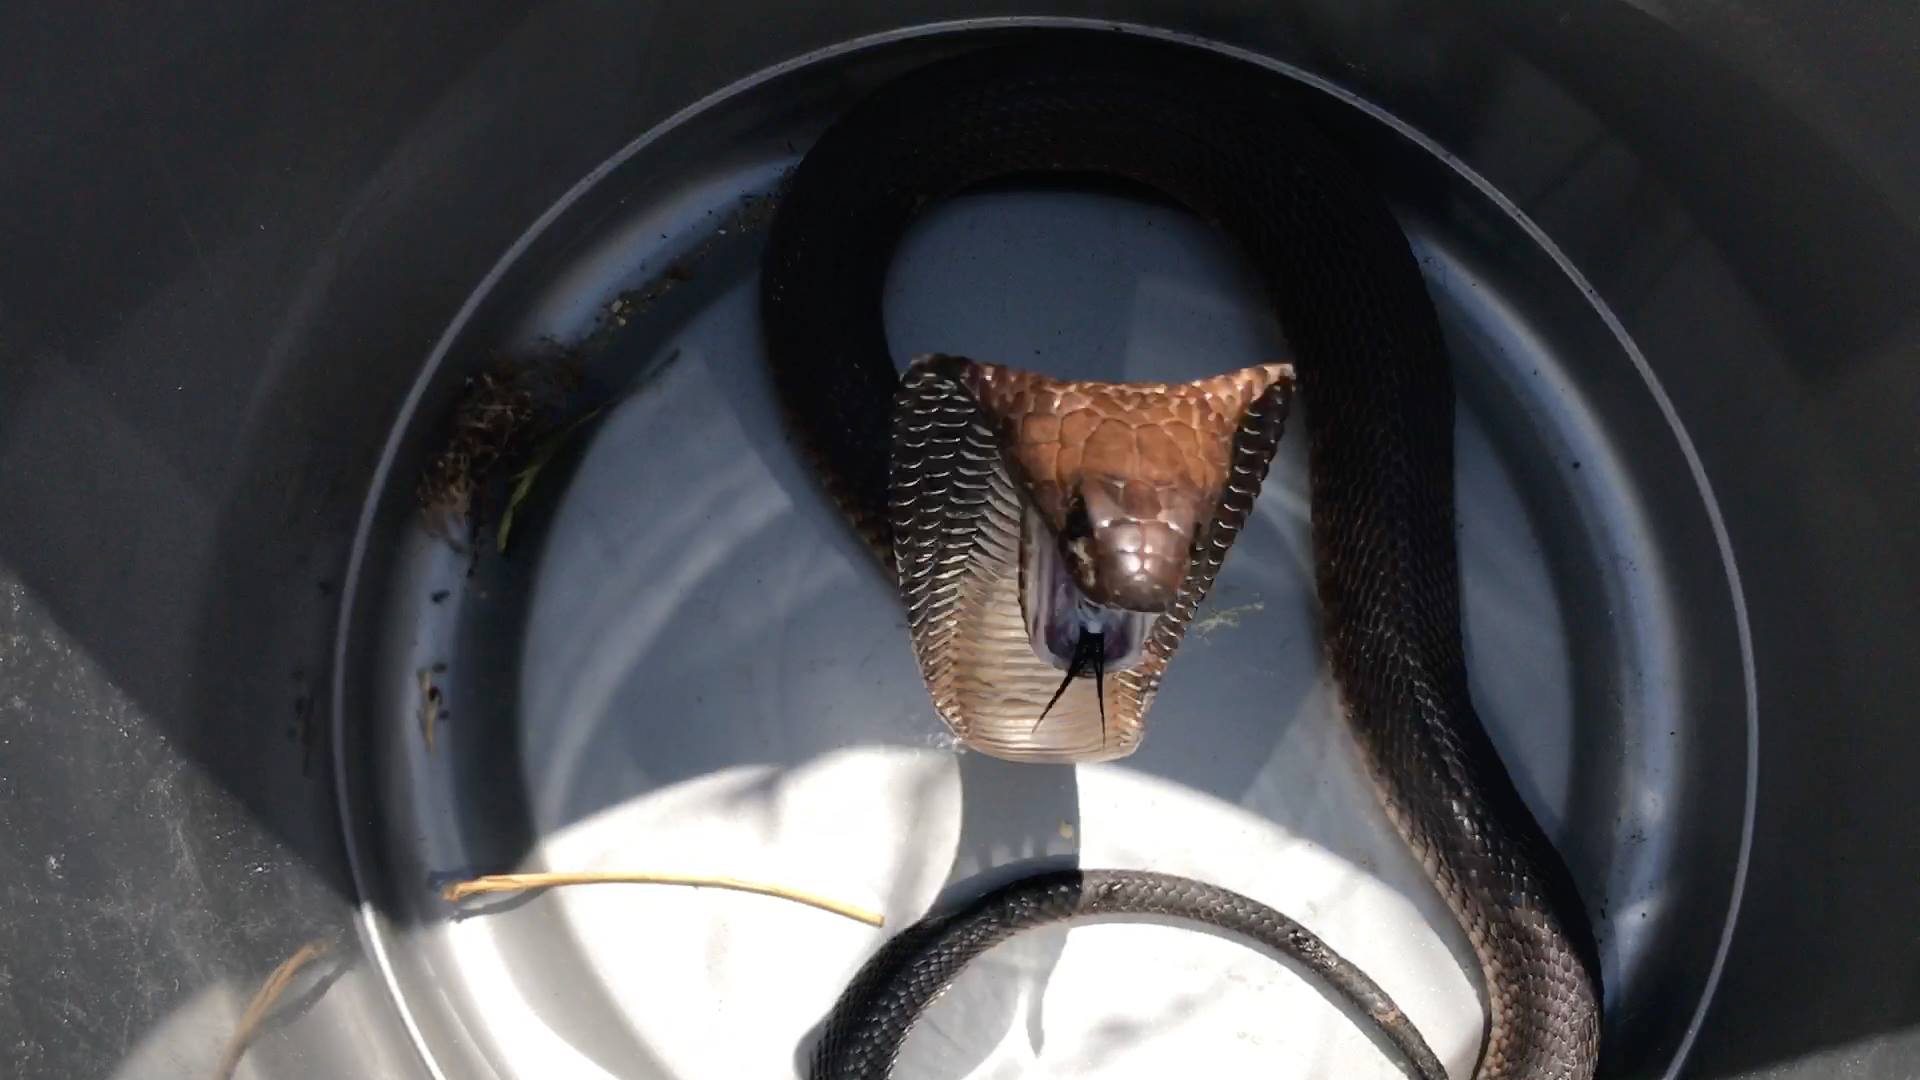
1064;493;1093;541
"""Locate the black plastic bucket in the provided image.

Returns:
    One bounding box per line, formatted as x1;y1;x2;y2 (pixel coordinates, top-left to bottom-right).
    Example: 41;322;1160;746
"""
1;5;1914;1079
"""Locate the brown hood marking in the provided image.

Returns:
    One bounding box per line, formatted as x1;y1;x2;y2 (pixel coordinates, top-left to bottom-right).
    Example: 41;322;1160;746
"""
942;357;1294;611
890;354;1296;764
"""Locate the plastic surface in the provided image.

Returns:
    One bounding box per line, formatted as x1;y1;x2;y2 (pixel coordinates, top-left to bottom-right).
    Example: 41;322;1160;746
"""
0;4;1915;1079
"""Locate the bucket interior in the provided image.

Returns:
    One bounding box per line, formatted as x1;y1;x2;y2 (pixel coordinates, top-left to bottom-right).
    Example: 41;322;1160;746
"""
3;8;1915;1080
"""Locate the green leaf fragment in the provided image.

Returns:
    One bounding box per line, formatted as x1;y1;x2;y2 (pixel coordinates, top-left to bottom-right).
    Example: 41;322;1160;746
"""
496;403;608;554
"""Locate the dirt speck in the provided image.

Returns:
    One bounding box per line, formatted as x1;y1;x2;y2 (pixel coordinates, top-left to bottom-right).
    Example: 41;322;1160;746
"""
414;347;582;541
417;667;447;752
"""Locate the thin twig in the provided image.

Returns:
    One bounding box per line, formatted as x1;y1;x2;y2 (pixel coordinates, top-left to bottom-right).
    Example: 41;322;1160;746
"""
440;872;884;927
212;938;332;1080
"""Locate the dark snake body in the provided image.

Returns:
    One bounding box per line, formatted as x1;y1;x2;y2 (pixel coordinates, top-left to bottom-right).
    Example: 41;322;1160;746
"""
760;36;1602;1080
809;869;1447;1079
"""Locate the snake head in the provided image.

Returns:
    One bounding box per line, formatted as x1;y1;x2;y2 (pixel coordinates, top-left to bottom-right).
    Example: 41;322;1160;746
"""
1061;476;1207;613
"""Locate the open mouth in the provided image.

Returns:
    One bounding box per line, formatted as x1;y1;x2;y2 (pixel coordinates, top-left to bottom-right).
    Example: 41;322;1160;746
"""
1021;504;1155;677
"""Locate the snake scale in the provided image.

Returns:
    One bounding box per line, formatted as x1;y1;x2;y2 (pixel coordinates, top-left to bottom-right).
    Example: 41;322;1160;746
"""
759;35;1602;1080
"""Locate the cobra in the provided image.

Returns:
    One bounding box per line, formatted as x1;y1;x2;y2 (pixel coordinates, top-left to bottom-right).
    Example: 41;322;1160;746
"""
760;35;1603;1080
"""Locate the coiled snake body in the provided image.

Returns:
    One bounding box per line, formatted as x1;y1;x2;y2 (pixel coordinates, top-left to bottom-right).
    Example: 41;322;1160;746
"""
760;36;1602;1080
